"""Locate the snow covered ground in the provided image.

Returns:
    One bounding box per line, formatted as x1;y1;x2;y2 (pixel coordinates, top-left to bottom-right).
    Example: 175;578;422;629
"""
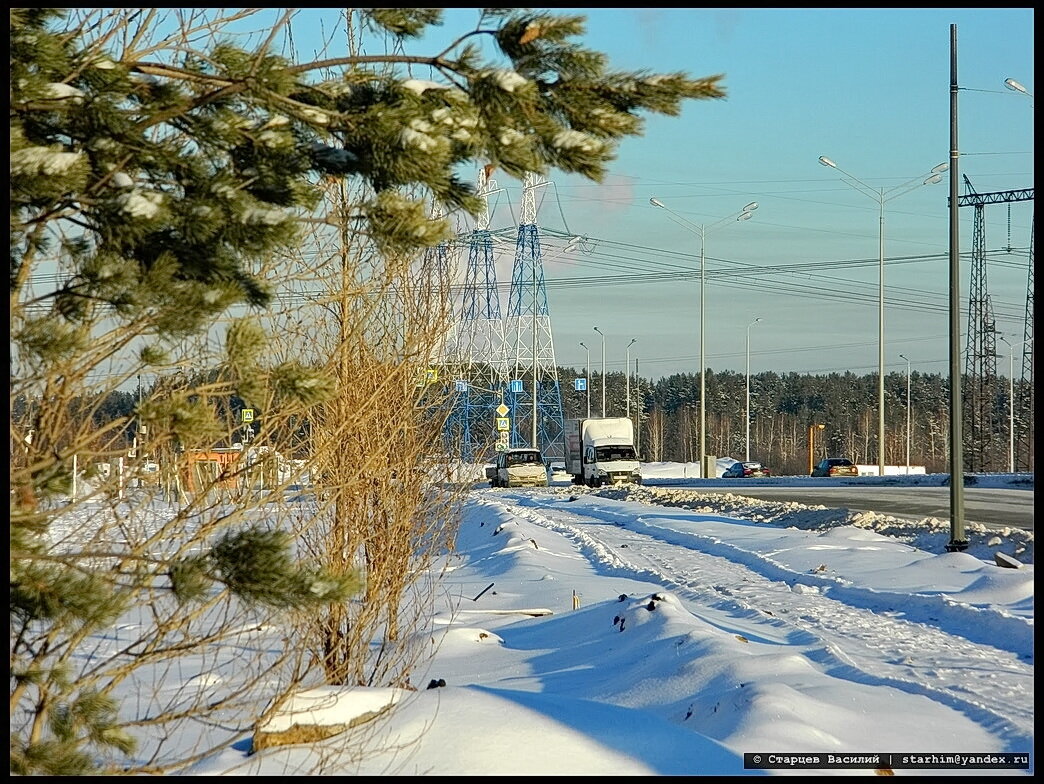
178;464;1032;776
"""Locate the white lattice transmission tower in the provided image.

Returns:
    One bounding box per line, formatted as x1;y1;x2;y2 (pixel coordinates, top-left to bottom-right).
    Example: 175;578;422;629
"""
506;173;565;458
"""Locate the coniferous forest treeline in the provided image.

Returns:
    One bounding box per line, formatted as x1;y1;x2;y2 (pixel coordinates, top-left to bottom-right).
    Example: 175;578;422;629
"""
35;366;1030;478
555;366;1032;476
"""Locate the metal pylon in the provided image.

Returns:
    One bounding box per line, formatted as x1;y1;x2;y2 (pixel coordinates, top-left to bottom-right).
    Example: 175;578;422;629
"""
420;201;454;365
957;177;1034;472
506;173;565;459
1017;214;1034;472
961;180;998;472
445;166;509;461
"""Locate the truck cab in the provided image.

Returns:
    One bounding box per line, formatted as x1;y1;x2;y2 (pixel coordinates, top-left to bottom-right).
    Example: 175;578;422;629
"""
583;442;641;487
564;417;642;487
490;448;549;488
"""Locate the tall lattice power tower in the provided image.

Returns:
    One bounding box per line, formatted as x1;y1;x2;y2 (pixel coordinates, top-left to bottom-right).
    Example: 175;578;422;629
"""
444;166;510;461
506;173;565;459
1016;216;1033;472
958;176;1034;472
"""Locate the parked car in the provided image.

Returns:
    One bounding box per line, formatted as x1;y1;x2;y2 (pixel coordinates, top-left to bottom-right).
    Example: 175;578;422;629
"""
723;461;771;478
548;461;570;481
811;457;859;477
490;448;549;488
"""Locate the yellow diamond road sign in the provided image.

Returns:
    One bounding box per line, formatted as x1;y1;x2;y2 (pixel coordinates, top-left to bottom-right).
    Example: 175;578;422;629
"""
495;403;509;417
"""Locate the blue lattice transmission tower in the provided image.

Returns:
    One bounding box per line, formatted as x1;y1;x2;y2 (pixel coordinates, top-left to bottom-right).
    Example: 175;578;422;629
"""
443;166;509;461
957;176;1034;472
506;174;565;459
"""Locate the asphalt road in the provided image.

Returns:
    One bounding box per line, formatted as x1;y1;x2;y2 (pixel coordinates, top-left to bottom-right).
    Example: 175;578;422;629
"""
671;485;1034;532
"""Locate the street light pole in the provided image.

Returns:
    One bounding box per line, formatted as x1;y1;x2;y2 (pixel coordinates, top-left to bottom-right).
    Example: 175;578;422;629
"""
625;338;636;424
649;197;757;476
745;317;761;461
946;24;966;552
593;326;606;418
579;341;591;419
899;354;911;473
998;336;1031;474
818;156;946;477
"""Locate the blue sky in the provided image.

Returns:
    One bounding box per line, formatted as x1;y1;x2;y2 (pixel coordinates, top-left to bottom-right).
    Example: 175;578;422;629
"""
283;8;1033;380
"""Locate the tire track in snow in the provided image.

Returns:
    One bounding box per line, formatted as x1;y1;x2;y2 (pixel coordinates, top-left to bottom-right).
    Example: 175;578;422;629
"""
483;493;1034;751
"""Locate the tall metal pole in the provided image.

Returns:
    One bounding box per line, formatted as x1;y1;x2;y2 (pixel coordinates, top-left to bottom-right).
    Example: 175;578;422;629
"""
594;326;606;417
817;158;945;478
625;338;636;424
650;198;757;476
635;357;641;456
999;337;1030;473
947;23;967;552
699;230;707;473
899;354;911;473
745;317;761;461
877;199;885;476
579;341;590;419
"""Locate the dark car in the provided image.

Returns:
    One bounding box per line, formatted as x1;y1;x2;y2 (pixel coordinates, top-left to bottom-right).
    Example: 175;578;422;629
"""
723;461;771;478
811;457;859;477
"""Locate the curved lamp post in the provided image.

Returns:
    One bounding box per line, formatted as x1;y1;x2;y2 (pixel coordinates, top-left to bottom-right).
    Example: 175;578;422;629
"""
649;197;757;474
593;326;606;418
625;338;637;424
998;335;1032;473
818;156;947;476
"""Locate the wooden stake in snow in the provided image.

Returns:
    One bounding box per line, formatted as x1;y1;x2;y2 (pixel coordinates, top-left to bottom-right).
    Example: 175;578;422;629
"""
472;582;495;601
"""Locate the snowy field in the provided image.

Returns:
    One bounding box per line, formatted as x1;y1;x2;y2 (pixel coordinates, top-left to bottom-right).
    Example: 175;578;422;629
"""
171;462;1034;776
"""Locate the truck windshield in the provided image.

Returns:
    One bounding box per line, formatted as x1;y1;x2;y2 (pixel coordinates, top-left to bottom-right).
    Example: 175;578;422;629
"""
595;446;636;462
507;452;541;466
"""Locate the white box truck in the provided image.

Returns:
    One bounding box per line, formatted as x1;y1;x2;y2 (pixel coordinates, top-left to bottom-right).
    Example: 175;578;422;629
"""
563;417;642;487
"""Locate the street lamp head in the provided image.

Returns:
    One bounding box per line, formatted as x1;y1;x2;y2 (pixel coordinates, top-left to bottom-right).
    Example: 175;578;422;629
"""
579;341;587;349
818;156;837;168
627;338;637;348
742;201;758;212
649;198;665;208
737;211;753;222
1005;78;1029;95
931;163;949;174
923;173;944;186
593;326;603;336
